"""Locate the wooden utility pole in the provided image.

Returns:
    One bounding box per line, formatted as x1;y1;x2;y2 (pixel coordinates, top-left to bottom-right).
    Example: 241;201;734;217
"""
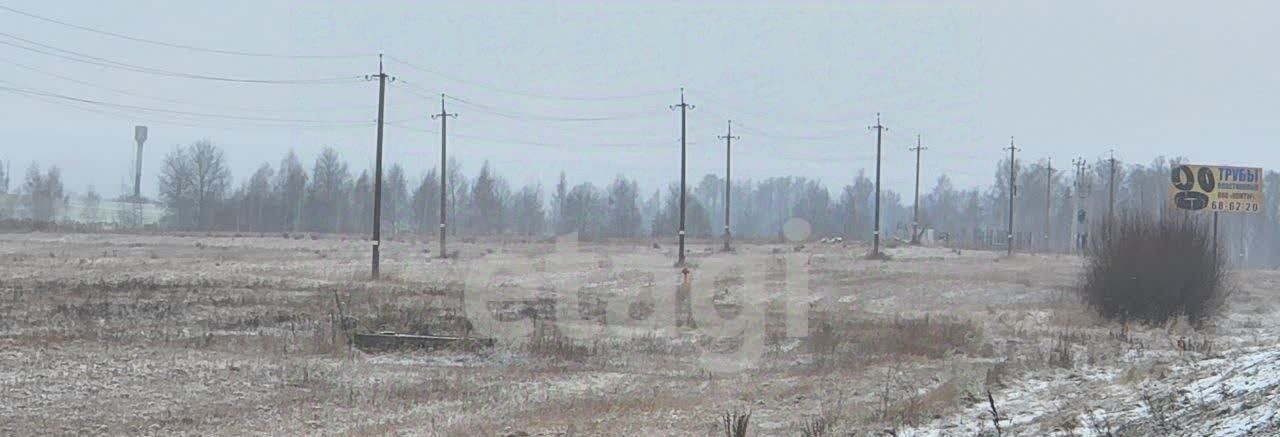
1108;150;1117;234
719;120;738;252
670;88;693;266
868;114;887;257
369;55;390;279
909;134;926;245
1044;158;1053;252
1004;137;1019;257
432;94;457;259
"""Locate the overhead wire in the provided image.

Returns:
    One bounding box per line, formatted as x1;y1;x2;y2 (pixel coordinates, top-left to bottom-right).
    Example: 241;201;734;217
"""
385;120;666;150
0;81;376;125
0;4;373;59
443;94;665;123
0;55;386;114
0;32;362;84
685;87;880;125
386;55;672;102
0;16;999;180
1;85;377;131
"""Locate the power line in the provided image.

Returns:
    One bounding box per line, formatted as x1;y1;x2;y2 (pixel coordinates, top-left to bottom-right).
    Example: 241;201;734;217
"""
0;32;362;84
0;82;375;124
0;4;373;59
444;94;664;122
686;88;879;125
0;55;383;114
0;84;376;131
386;55;671;102
385;121;662;149
731;120;868;141
394;80;666;127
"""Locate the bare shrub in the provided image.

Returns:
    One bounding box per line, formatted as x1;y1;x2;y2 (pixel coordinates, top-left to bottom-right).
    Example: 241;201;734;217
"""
1080;211;1228;325
721;409;751;437
526;320;593;361
797;414;835;437
1048;334;1074;369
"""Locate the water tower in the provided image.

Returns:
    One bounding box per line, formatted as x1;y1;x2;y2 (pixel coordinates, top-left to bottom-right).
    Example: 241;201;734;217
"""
134;126;147;200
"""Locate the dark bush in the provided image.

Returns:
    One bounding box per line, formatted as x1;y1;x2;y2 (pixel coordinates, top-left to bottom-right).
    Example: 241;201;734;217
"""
1080;211;1227;325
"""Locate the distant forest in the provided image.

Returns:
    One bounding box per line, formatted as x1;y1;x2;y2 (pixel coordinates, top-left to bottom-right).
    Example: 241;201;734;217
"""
3;140;1278;268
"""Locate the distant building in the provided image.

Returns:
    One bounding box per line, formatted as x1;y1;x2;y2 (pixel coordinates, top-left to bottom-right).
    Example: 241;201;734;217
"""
0;192;162;227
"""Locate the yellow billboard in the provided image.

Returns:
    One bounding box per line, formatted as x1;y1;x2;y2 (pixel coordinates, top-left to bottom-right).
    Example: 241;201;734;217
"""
1169;164;1264;213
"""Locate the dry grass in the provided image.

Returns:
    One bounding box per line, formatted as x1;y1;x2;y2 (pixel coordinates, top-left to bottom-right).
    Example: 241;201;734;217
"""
0;232;1271;435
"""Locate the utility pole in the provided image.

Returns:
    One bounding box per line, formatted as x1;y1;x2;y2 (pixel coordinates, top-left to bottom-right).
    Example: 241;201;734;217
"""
1108;150;1117;234
868;114;886;257
368;54;390;280
1044;158;1053;252
719;120;738;252
1004;137;1019;257
909;134;926;245
433;94;457;259
670;88;693;266
1071;157;1091;254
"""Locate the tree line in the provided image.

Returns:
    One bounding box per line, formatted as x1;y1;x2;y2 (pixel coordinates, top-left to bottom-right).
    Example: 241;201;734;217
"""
2;142;1278;267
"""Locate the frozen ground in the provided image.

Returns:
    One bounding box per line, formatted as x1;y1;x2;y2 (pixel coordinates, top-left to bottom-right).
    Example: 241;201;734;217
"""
0;231;1276;436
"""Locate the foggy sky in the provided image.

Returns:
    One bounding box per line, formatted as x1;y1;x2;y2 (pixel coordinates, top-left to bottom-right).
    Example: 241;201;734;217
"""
2;1;1277;199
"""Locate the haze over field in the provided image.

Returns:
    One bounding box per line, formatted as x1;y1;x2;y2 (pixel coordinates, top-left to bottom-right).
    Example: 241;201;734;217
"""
1;1;1278;198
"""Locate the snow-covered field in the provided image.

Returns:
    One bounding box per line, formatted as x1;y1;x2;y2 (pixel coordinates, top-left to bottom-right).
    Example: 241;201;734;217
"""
0;232;1276;436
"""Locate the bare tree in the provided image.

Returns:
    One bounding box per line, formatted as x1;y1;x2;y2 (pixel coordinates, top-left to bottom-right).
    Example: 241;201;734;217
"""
273;150;308;232
470;161;502;234
563;182;604;238
350;169;373;233
552;171;569;234
305;147;350;233
384;163;409;233
508;183;545;236
188;141;231;229
446;157;468;236
23;163;64;222
81;186;101;223
158;147;195;228
244;163;274;232
607;175;642;237
410;168;439;235
156;141;229;230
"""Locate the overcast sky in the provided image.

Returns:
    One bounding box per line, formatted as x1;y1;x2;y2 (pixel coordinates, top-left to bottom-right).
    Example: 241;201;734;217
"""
1;1;1276;200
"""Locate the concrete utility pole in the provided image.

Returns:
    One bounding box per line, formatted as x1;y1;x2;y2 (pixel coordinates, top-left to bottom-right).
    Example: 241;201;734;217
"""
868;114;887;257
670;88;693;266
719;120;738;252
1004;137;1019;257
433;94;457;259
909;134;926;245
369;55;390;279
1071;157;1091;253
